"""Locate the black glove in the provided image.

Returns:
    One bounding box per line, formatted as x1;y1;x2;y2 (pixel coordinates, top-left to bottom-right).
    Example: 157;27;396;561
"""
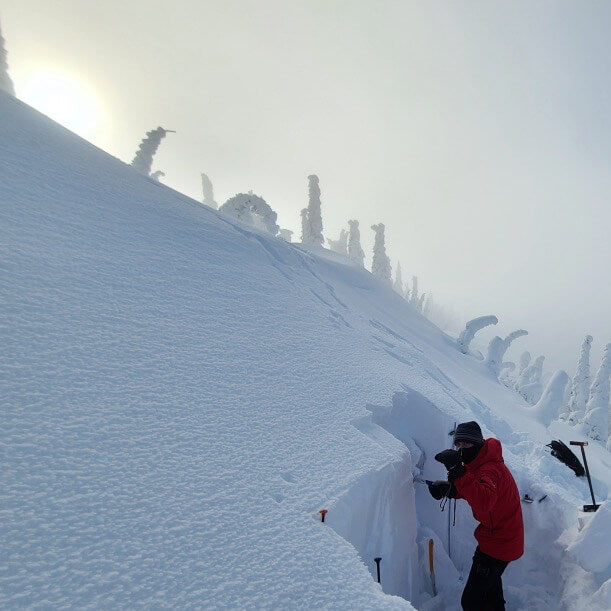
428;480;457;500
447;463;466;482
435;449;462;469
435;449;466;482
546;440;585;477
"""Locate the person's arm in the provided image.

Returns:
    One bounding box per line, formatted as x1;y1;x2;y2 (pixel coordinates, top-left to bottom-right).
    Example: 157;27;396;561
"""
453;465;498;512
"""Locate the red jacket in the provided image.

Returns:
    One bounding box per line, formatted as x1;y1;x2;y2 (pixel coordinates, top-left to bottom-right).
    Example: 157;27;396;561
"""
454;438;524;562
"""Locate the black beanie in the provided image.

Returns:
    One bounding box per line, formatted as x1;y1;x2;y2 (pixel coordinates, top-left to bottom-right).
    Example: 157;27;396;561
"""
454;421;484;446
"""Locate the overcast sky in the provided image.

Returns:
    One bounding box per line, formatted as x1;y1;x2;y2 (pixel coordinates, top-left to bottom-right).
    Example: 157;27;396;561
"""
4;0;611;374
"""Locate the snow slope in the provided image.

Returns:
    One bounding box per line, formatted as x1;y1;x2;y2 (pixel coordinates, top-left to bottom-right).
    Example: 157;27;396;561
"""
1;91;610;609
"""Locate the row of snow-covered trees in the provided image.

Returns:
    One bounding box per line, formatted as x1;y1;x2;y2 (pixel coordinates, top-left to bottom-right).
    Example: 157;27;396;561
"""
456;316;610;450
181;168;432;315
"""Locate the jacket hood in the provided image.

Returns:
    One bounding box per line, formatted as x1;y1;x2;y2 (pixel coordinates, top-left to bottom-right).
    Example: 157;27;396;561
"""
466;437;503;471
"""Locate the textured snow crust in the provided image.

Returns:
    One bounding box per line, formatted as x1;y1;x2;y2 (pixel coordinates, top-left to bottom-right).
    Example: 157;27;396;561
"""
1;92;610;609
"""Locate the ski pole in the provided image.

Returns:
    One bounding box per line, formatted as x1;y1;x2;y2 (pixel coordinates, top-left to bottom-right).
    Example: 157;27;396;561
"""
374;557;381;584
570;441;599;512
449;421;456;560
413;476;434;486
428;539;437;597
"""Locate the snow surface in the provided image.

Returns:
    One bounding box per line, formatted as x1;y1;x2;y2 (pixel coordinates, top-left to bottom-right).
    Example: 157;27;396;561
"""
1;91;610;609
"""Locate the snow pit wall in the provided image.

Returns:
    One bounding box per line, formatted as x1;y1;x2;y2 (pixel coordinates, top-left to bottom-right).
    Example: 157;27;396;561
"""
323;389;466;606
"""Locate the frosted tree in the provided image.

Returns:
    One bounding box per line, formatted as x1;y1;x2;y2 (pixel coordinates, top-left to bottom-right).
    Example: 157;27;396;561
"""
219;192;279;235
131;127;175;175
327;229;348;255
300;208;310;244
520;382;543;404
201;173;218;209
457;315;498;354
485;329;528;377
404;281;411;303
0;19;15;96
279;228;293;242
517;355;544;388
515;352;531;388
583;343;611;442
393;262;404;295
533;370;569;427
151;170;165;182
417;293;426;313
410;276;419;306
347;220;365;267
301;175;323;246
567;335;593;424
370;223;392;285
422;293;432;317
517;355;545;404
485;337;505;376
499;362;516;387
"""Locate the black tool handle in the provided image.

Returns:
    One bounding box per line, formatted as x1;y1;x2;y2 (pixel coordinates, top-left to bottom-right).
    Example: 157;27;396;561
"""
374;557;381;584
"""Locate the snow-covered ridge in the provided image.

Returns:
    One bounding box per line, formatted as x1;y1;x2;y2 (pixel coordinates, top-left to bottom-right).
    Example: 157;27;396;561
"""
1;91;609;609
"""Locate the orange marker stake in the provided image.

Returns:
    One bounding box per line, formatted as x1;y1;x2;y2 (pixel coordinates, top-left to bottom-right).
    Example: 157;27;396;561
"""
428;539;437;597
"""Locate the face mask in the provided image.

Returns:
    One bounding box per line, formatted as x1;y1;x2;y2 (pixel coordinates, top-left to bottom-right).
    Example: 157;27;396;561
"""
459;444;482;464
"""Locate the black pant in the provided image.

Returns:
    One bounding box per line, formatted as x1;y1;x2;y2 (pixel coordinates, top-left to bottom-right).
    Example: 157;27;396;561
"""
461;547;509;611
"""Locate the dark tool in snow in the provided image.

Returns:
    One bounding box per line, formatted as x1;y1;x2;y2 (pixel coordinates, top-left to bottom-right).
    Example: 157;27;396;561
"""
413;476;434;486
319;509;328;522
522;493;547;504
546;440;585;477
570;441;600;512
428;539;437;597
374;557;382;584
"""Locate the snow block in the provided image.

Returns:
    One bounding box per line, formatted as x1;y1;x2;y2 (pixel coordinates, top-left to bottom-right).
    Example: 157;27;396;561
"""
567;501;611;575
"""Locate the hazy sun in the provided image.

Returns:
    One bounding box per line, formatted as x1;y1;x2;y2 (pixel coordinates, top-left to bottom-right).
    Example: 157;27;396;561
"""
20;69;101;139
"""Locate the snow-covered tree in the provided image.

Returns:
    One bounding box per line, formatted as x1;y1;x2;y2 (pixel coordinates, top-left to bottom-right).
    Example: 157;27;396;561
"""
393;261;404;295
517;355;544;387
520;381;543;404
151;170;165;182
0;19;15;96
517;355;545;403
347;220;365;267
410;276;419;306
533;370;569;427
567;335;593;424
219;192;279;235
485;329;528;377
301;175;323;246
583;343;611;442
500;362;516;387
417;293;426;313
485;337;505;376
422;293;432;318
300;208;310;244
515;352;531;385
131;127;175;175
370;223;392;285
279;228;293;242
404;281;411;303
201;173;218;209
327;229;348;255
457;315;498;355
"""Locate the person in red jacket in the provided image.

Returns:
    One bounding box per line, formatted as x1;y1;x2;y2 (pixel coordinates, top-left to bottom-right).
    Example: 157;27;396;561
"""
428;421;523;611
